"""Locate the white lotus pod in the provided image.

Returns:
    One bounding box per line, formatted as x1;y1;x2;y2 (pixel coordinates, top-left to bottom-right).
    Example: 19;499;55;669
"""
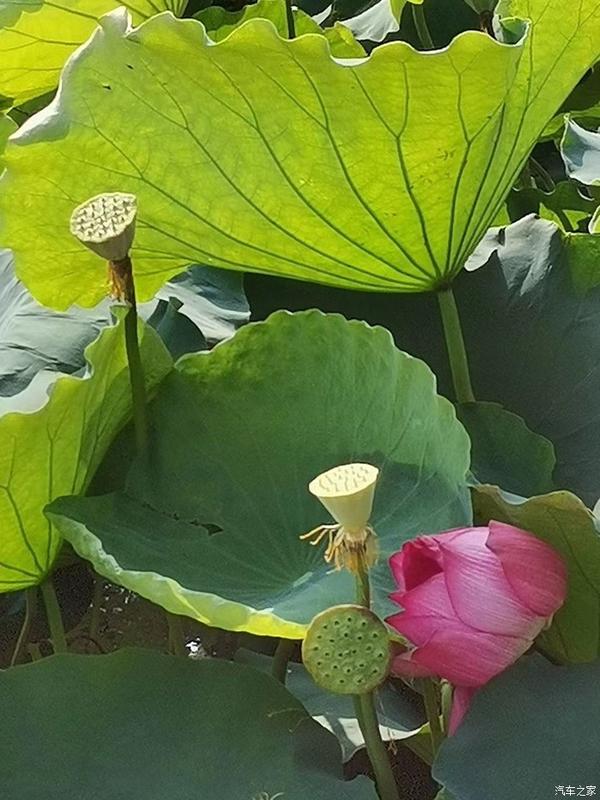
70;192;137;262
309;463;379;531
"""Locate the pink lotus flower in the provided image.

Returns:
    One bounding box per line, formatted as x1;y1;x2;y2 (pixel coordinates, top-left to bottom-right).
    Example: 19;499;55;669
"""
386;522;567;733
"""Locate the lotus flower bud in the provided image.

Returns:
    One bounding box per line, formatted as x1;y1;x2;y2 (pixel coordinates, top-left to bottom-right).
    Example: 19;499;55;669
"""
386;522;567;732
309;463;379;533
70;192;137;263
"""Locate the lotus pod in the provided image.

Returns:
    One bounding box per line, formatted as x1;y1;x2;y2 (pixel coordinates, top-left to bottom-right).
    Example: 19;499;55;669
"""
302;604;391;694
70;192;137;262
308;462;379;531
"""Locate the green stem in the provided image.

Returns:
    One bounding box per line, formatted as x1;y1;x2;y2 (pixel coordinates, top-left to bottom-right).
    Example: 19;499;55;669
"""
437;287;475;404
119;257;148;457
27;643;43;662
353;559;399;800
529;156;555;193
421;678;444;755
353;694;399;800
89;575;104;640
440;680;452;736
412;4;435;49
10;587;37;666
272;638;296;684
555;207;574;233
41;578;67;654
285;0;296;38
355;560;371;608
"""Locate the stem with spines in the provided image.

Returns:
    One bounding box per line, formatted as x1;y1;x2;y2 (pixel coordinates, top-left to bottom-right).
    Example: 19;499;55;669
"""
272;638;296;684
112;256;148;457
353;554;399;800
41;578;67;654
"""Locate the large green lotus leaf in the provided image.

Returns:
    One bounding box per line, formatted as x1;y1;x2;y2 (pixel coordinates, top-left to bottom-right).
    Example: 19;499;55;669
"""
4;3;600;308
235;648;426;760
457;402;555;496
247;215;600;506
196;0;366;57
0;0;187;106
48;311;471;637
433;654;600;800
0;649;375;800
473;485;600;663
0;315;171;593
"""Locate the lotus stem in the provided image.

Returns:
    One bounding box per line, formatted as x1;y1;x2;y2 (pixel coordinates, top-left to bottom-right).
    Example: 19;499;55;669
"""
353;559;399;800
355;554;371;607
41;578;68;654
88;575;104;640
529;156;554;193
412;4;435;50
70;192;148;457
420;678;444;755
120;258;149;457
10;587;37;666
353;694;399;799
272;638;296;684
437;286;476;405
285;0;296;38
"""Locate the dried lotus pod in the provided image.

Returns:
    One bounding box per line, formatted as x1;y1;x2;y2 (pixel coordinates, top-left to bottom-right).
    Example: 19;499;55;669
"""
70;192;137;263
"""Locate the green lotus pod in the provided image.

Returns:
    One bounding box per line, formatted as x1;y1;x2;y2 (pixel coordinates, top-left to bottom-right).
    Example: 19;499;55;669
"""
302;604;391;695
70;192;137;263
308;463;379;531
